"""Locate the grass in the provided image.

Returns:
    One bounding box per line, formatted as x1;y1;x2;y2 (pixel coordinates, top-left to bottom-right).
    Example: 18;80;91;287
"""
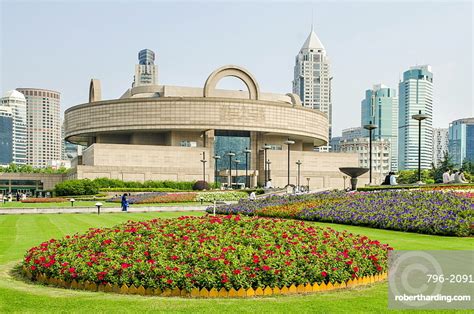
0;212;472;313
0;201;210;209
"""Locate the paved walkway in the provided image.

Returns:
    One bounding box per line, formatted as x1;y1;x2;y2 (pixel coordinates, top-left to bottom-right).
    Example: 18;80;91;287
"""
0;205;209;215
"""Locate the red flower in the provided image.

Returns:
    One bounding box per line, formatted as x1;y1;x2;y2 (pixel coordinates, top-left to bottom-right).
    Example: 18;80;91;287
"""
353;266;359;273
30;265;36;271
147;259;155;264
376;266;383;272
185;273;193;278
321;271;328;277
167;279;173;284
86;261;93;267
170;255;178;260
68;267;76;273
121;263;131;269
262;265;271;271
144;251;150;256
221;278;229;283
233;269;241;275
234;216;241;222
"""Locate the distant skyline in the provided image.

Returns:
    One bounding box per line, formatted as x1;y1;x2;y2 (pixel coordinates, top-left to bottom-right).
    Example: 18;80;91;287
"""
1;1;472;136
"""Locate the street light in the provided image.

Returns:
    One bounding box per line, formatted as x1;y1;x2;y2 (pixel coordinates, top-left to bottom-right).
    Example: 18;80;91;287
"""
212;155;221;187
363;121;378;185
234;159;240;188
200;151;207;182
412;110;429;183
243;148;251;188
296;160;302;190
306;177;310;191
266;159;272;182
262;144;272;186
95;202;103;215
284;139;295;186
70;198;75;207
226;151;235;188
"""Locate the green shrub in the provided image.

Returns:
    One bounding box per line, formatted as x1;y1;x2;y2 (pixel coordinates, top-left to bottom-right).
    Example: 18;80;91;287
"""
101;187;181;192
54;179;99;196
192;180;210;191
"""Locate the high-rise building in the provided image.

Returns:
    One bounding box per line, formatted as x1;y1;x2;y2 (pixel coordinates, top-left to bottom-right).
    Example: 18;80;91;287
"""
432;128;449;168
339;137;392;177
0;106;13;165
341;127;363;141
293;27;332;151
132;49;158;87
398;65;433;170
0;90;27;165
448;117;474;167
16;88;61;168
361;84;398;171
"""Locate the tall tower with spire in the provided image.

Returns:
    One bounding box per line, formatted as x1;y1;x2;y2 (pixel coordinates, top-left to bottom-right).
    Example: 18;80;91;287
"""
293;26;332;151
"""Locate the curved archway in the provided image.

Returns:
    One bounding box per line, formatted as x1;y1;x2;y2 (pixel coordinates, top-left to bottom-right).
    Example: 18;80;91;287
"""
203;65;260;100
89;79;102;103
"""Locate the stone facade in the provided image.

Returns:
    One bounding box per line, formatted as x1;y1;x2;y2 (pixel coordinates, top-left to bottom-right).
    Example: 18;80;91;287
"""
64;64;367;189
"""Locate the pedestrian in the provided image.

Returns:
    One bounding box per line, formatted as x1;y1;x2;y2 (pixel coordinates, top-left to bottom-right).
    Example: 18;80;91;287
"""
16;192;20;202
381;173;391;185
249;191;256;201
442;169;452;184
454;169;468;184
121;193;129;212
389;172;398;186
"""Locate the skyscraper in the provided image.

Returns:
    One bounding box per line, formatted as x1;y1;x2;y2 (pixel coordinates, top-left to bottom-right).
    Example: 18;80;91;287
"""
132;49;158;87
293;27;332;150
361;84;398;171
432;128;449;167
0;106;13;165
398;65;433;170
0;90;27;165
16;88;61;168
448;117;474;167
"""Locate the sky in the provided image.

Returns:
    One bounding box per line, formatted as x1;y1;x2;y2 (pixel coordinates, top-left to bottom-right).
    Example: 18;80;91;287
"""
1;0;473;136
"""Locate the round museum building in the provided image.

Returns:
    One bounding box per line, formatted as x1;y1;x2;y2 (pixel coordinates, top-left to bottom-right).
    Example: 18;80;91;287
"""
65;61;360;188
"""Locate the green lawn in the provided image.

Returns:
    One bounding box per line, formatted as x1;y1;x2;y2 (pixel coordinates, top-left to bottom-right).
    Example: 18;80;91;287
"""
0;201;209;209
0;212;472;313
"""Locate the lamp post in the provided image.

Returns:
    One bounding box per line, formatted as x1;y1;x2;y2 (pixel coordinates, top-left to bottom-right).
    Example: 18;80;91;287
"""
262;144;271;186
296;160;302;190
284;139;295;186
243;148;251;188
363;121;378;185
412;110;429;183
200;151;207;182
306;177;310;191
234;160;240;188
95;202;103;215
266;159;272;182
226;151;235;188
70;198;75;207
212;155;221;188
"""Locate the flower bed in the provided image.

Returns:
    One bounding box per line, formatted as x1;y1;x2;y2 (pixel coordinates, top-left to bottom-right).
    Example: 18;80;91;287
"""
196;191;248;202
21;198;67;203
22;216;391;292
208;191;473;236
107;191;248;204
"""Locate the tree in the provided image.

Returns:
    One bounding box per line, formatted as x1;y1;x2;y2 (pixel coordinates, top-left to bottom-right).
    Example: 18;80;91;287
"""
431;151;455;183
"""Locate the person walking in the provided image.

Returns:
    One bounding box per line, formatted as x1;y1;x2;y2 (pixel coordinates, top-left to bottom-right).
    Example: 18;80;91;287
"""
249;191;256;201
121;193;129;212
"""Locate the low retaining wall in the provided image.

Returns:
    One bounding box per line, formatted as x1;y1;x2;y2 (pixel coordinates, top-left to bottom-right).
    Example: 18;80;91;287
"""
23;266;387;298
